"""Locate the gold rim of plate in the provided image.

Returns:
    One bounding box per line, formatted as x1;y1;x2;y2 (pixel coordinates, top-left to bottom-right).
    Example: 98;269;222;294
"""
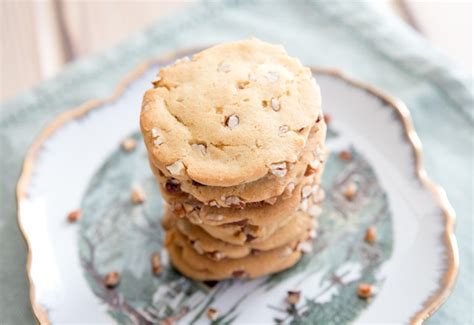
15;47;459;325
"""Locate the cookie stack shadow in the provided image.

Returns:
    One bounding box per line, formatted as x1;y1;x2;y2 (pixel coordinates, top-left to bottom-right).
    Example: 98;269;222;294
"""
140;39;327;281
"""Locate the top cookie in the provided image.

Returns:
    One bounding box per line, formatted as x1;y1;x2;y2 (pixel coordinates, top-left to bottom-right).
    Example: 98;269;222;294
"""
140;39;321;186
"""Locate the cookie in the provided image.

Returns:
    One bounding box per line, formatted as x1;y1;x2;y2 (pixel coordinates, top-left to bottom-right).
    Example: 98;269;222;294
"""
184;198;321;246
141;38;322;187
166;228;308;280
167;174;321;228
151;123;327;207
165;210;315;260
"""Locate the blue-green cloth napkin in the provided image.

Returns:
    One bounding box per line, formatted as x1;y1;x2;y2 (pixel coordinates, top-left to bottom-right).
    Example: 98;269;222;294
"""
1;1;472;323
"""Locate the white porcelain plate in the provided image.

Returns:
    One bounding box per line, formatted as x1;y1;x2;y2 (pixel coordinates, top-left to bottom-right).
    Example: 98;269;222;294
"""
17;49;458;324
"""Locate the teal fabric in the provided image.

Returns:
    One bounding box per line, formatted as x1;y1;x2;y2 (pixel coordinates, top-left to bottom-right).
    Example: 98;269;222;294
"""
0;1;472;323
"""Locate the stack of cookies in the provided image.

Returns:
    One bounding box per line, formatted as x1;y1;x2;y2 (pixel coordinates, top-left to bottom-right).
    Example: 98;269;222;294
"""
140;39;326;281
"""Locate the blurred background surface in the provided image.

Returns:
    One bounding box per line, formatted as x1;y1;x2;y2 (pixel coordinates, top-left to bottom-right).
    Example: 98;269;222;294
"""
1;0;472;101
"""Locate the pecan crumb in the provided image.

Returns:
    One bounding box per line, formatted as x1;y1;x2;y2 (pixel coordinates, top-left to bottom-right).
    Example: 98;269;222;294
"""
67;209;81;223
153;138;163;147
208;200;220;208
225;114;239;130
206;214;224;222
207;307;219;321
301;185;312;198
151;128;164;147
297;240;313;254
151;252;161;275
151;75;161;87
270;162;287;177
192;240;204;254
280;247;293;257
104;271;120;289
187;210;203;224
121;137;137;152
271;98;280;111
309;159;321;171
224;195;244;208
191;143;207;155
286;290;301;305
264;197;278;205
323;113;331;124
131;187;146;204
343;183;358;201
364;226;377;243
208;251;224;261
166;161;185;176
232;270;246;278
338;150;352;161
357;283;373;299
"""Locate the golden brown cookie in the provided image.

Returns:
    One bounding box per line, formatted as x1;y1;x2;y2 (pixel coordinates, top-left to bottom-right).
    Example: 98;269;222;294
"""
165;175;322;245
182;202;319;246
151;122;327;207
168;174;320;226
141;39;322;187
166;228;309;280
165;210;315;260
